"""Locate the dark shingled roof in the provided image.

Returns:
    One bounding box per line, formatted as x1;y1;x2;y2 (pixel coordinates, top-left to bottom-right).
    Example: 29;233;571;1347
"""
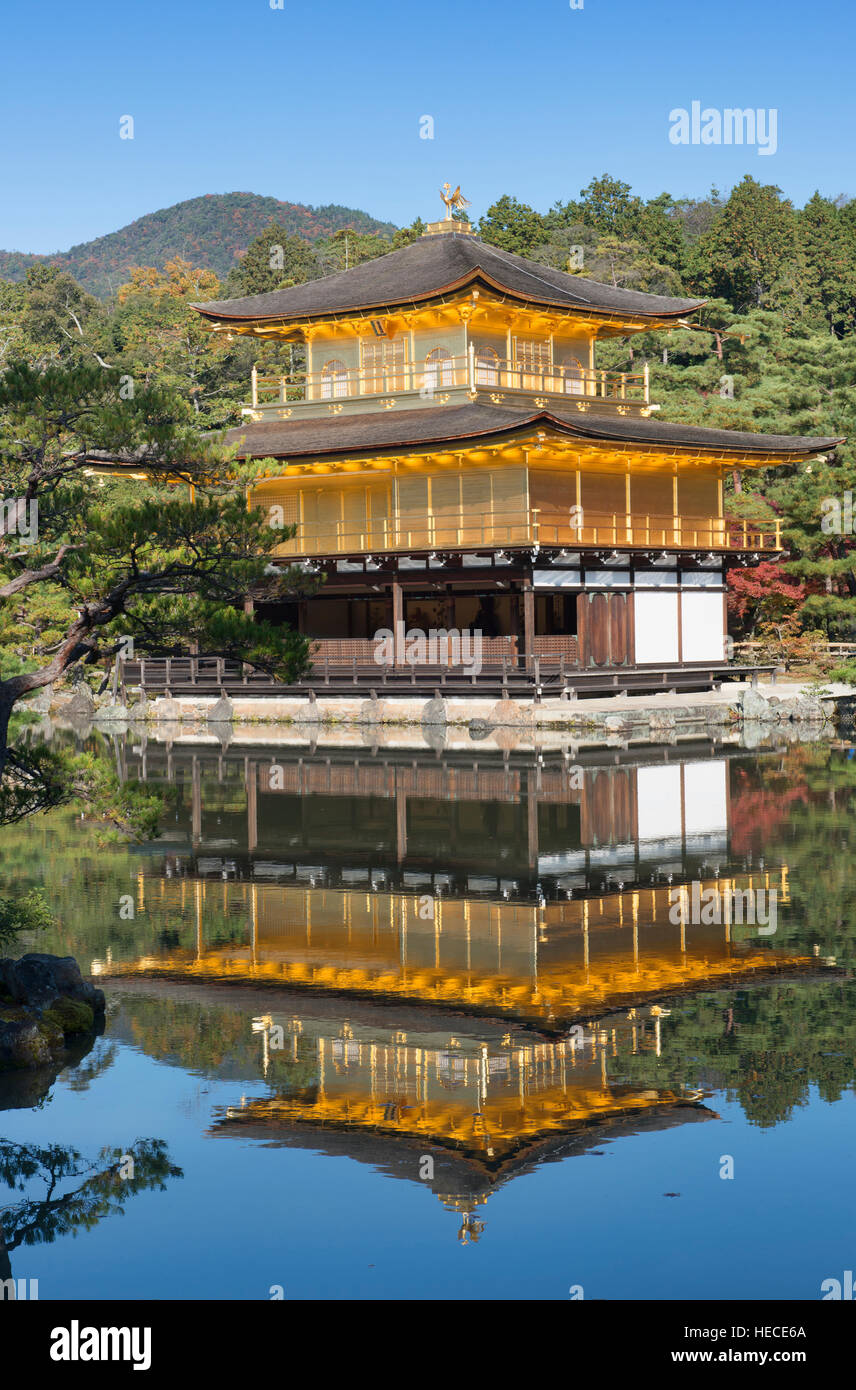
194;232;705;325
225;401;842;462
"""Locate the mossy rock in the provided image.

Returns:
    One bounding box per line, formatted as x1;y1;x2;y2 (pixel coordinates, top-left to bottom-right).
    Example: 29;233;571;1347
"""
0;1015;53;1069
0;1003;30;1024
37;1015;65;1050
42;997;95;1035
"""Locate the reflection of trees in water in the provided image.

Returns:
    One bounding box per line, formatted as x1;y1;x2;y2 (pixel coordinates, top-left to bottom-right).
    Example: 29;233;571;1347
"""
1;725;161;847
116;995;319;1090
0;744;68;827
729;760;809;857
731;748;856;966
0;1137;182;1288
612;980;856;1128
0;777;173;964
118;984;856;1135
59;1040;119;1092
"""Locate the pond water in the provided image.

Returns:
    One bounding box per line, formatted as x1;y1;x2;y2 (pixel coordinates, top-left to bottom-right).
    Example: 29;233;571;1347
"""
1;729;854;1301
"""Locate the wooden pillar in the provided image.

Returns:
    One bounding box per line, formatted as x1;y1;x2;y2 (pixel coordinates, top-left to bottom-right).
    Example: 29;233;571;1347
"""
443;586;455;630
242;598;256;680
522;583;535;672
527;768;538;870
392;580;404;665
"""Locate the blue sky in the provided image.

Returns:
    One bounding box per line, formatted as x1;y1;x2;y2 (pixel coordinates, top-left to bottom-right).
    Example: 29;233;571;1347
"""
1;0;852;252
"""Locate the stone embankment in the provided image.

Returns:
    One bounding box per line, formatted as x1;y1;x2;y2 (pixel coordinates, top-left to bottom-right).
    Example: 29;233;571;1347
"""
47;679;852;740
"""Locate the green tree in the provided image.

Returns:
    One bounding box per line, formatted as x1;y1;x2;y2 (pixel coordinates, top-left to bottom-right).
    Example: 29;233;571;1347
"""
222;225;320;298
314;227;393;274
478;195;549;255
0;887;53;949
797;192;856;337
689;176;800;313
0;358;313;779
11;265;110;368
575;173;641;235
110;258;253;428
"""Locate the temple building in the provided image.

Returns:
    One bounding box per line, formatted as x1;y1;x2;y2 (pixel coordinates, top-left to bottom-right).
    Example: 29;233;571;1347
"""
194;198;841;678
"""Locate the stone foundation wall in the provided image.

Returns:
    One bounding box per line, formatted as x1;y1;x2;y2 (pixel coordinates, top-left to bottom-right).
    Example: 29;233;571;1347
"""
66;683;841;738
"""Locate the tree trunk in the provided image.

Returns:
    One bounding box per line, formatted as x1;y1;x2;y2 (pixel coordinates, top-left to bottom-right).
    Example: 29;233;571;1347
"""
0;609;99;777
0;688;15;779
0;1218;12;1286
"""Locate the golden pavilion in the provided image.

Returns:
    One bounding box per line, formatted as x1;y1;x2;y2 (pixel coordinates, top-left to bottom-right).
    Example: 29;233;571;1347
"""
193;197;841;676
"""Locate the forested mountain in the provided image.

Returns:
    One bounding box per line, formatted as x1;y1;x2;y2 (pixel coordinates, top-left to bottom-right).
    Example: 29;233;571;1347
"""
0;193;397;299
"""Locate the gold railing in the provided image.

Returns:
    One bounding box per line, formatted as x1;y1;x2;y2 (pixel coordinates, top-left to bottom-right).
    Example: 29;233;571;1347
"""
255;503;782;558
250;355;649;408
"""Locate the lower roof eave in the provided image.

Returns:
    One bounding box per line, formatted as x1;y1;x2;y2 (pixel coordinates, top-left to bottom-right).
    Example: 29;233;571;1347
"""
228;402;844;469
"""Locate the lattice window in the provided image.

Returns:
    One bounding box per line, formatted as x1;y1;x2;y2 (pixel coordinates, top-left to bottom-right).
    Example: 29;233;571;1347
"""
320;359;349;399
475;345;499;385
563;356;585;395
361;337;406;391
424;346;454;389
512;336;551;373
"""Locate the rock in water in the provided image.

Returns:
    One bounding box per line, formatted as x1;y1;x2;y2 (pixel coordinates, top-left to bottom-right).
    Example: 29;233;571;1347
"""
208;695;234;722
0;954;105;1072
0;953;105;1013
739;687;777;723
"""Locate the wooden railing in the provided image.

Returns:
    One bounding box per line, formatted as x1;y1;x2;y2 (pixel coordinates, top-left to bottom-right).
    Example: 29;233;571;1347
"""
250;354;649;408
734;639;856;667
119;654;778;698
309;636;519;667
255;502;783;558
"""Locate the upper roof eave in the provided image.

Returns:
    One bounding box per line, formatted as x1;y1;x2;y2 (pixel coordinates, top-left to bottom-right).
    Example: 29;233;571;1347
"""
193;268;706;329
191;232;706;329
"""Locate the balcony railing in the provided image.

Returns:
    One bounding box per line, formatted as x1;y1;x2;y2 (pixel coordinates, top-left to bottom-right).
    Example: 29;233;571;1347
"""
256;504;782;558
250;354;649;409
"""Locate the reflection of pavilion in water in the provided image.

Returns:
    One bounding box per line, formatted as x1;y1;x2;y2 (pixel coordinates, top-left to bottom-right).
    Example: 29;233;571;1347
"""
207;1005;715;1238
107;744;799;1029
